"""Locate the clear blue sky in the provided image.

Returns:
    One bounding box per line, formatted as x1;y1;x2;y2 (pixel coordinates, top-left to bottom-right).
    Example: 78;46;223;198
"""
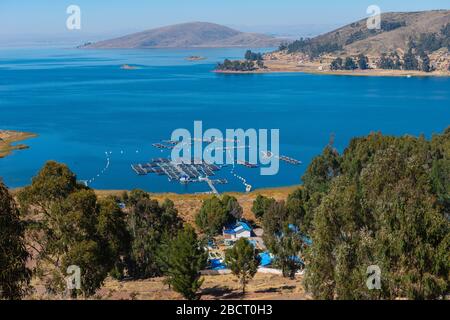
1;0;449;35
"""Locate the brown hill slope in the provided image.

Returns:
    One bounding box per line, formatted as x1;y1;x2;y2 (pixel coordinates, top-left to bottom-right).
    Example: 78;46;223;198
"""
84;22;281;49
286;10;450;56
343;10;450;55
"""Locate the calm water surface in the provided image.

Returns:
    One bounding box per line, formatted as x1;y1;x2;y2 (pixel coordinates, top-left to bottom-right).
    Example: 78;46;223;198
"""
0;47;449;193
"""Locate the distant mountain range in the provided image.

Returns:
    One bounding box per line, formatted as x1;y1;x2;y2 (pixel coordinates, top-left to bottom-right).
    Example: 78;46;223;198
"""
82;22;282;49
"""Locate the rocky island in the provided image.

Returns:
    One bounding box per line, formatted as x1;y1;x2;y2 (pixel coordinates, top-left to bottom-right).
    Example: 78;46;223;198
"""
186;56;206;61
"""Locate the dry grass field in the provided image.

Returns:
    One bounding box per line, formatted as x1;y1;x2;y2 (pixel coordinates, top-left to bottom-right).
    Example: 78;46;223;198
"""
28;273;309;300
94;186;306;300
95;185;300;226
98;273;309;300
21;182;303;300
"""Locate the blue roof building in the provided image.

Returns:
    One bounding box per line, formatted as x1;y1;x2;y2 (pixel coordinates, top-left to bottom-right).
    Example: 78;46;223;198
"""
223;221;253;240
259;252;273;267
288;224;313;246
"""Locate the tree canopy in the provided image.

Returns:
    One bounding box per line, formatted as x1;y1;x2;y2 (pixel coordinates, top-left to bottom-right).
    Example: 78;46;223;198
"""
251;194;276;219
159;226;207;300
303;128;450;299
195;196;240;236
125;191;183;279
261;200;305;278
225;238;260;294
17;161;130;297
0;181;30;299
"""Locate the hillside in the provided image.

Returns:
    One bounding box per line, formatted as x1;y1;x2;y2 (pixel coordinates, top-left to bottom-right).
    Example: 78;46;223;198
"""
220;10;450;75
309;10;450;56
83;22;282;49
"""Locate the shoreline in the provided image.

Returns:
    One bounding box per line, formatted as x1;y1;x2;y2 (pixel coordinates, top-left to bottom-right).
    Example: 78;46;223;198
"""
94;185;302;225
11;184;301;198
214;67;450;77
0;130;37;158
92;184;301;197
11;184;301;225
215;50;450;77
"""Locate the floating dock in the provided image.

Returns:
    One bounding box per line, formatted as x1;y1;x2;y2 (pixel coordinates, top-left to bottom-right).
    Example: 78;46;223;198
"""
152;143;174;150
237;160;259;168
279;155;302;165
162;140;180;145
132;157;227;194
132;158;221;182
131;164;147;175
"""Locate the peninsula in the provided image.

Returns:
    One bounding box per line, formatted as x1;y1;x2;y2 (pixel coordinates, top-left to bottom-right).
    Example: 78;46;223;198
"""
216;10;450;77
0;130;37;158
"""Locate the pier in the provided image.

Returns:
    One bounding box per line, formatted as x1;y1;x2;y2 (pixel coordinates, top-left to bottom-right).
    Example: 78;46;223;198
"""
132;159;221;181
237;160;259;168
132;157;227;194
199;176;219;195
279;155;302;165
152;143;174;150
131;164;147;175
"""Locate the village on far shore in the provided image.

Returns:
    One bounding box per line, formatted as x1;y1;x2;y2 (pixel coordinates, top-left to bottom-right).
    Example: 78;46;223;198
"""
215;10;450;77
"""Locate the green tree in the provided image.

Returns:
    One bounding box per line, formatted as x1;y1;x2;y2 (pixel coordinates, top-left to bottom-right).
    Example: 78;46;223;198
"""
97;197;131;279
330;57;343;70
162;226;207;300
420;52;433;72
304;129;450;299
378;53;402;70
262;201;304;278
127;194;182;278
357;54;369;70
222;195;243;221
300;146;341;229
225;238;260;294
403;48;419;70
126;189;150;207
50;189;117;297
0;181;30;299
344;57;357;70
244;50;263;61
286;188;308;231
251;194;275;219
305;176;371;299
17;162;126;297
302;146;341;195
195;196;236;236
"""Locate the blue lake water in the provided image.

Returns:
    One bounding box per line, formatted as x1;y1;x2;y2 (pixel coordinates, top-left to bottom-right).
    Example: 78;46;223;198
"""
0;47;449;193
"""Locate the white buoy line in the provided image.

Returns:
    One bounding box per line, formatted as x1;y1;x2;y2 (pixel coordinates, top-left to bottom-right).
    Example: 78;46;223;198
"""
226;149;252;193
84;151;113;186
84;148;133;187
83;145;146;186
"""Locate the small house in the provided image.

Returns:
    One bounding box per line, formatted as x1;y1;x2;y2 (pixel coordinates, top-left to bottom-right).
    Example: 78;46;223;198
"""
223;221;252;240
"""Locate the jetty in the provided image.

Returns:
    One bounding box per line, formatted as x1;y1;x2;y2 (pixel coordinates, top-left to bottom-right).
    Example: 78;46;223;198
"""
152;143;174;150
279;155;302;165
237;160;259;168
132;157;227;194
131;164;147;175
199;176;219;195
132;158;220;181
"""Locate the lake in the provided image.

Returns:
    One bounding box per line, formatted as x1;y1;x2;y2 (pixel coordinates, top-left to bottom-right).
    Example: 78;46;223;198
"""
0;47;449;193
